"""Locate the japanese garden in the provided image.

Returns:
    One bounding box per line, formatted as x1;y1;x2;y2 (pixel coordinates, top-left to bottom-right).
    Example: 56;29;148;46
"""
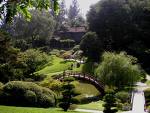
0;0;150;113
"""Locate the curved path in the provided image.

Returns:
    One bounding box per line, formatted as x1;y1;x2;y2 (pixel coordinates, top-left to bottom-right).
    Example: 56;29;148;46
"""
123;82;148;113
132;91;145;112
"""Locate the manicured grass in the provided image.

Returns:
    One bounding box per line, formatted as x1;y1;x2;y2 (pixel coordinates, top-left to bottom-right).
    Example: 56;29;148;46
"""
77;100;104;111
75;81;100;97
37;56;73;75
36;55;83;77
0;106;83;113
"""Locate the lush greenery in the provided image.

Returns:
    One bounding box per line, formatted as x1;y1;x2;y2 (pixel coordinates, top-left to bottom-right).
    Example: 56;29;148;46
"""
80;32;102;61
87;0;150;73
75;81;99;97
0;81;56;108
0;0;149;112
0;30;20;83
59;77;80;111
78;100;104;111
115;91;131;111
95;52;142;89
36;55;82;77
18;49;49;78
3;10;56;50
0;106;83;113
0;0;59;23
103;89;118;113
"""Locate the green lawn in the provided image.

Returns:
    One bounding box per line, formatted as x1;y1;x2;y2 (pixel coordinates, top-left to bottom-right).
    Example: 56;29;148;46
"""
36;55;83;77
37;56;72;75
77;100;104;111
75;81;100;97
0;106;83;113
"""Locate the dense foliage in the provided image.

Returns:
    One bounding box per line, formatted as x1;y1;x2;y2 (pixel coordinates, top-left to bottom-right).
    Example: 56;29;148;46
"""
80;32;102;61
0;81;56;108
115;91;131;111
0;30;22;82
87;0;150;73
95;52;142;89
103;89;118;113
0;0;59;23
50;38;75;49
3;10;56;50
17;49;49;78
59;77;80;111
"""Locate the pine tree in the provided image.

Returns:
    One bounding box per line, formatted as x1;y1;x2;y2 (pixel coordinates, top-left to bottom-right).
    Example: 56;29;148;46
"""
59;77;80;111
103;89;118;113
56;0;67;31
68;0;80;27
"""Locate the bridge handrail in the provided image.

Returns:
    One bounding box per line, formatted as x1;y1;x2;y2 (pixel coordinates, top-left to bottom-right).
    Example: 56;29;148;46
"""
66;71;104;85
54;71;105;89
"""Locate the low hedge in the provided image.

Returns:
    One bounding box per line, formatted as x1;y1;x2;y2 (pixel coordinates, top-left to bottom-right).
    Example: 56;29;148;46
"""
0;81;56;108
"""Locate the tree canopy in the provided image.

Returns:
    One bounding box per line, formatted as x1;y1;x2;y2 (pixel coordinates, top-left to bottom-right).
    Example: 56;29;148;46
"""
0;0;59;23
3;9;56;49
80;32;102;61
87;0;150;72
95;52;142;89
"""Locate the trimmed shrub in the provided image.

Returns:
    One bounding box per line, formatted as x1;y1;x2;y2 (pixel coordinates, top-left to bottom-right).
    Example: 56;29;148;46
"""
78;95;101;104
24;90;37;105
122;103;131;111
32;73;47;81
0;81;56;108
115;91;130;103
69;104;77;110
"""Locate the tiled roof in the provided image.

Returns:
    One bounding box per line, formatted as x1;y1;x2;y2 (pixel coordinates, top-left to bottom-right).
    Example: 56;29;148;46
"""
68;27;86;32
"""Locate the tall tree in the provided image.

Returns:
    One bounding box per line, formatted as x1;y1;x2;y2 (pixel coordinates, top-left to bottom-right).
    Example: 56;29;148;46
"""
55;0;67;31
87;0;150;73
68;0;80;20
0;30;22;83
3;10;56;49
68;0;80;27
80;32;102;61
95;52;142;89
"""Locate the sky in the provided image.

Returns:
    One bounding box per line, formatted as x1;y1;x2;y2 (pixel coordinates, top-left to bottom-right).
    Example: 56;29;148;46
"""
65;0;100;17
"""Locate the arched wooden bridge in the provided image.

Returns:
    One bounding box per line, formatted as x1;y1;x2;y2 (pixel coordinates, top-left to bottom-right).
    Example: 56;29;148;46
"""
54;71;105;96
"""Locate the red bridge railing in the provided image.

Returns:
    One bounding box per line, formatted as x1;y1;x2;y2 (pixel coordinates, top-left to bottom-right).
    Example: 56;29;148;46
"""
54;71;105;95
